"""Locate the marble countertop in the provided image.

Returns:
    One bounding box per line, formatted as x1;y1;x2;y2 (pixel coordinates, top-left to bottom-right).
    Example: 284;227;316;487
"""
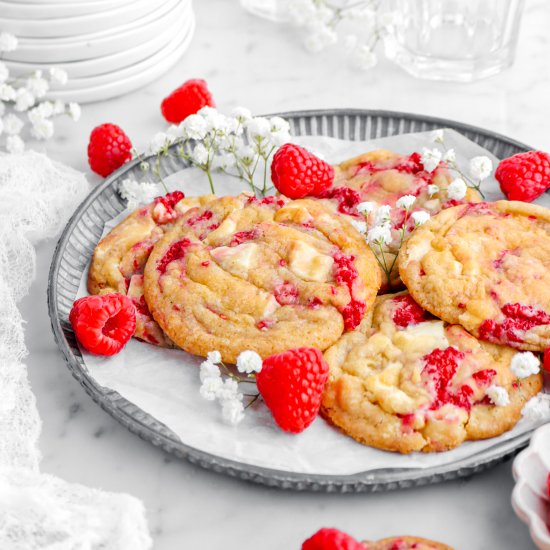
25;1;550;548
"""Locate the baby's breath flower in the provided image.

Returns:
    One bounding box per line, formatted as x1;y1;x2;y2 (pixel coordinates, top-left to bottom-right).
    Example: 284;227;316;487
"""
207;350;222;365
411;211;430;226
420;147;442;173
396;194;415;210
486;385;510;407
29;101;54;122
427;184;439;197
236;350;263;374
181;114;209;140
350;219;367;234
0;62;8;84
149;131;169;154
237;144;255;165
443;148;456;163
49;67;68;86
221;398;245;425
117;179;158;210
217;378;241;401
26;71;49;99
52;100;65;115
212;153;237;171
247;117;272;141
357;201;375;215
0;84;16;102
374;205;391;225
469;156;493;181
231;106;252;123
2;114;23;135
192;143;209;165
68;102;81;122
511;352;540;379
200;376;223;401
14;88;35;112
367;223;392;245
5;135;24;154
199;360;221;383
31;118;54;140
446;178;467;200
429;129;444;143
0;32;18;52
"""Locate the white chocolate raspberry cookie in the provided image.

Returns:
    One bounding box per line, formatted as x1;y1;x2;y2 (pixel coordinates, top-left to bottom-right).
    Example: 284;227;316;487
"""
143;194;381;363
322;292;542;453
88;191;214;346
399;201;550;351
363;536;453;550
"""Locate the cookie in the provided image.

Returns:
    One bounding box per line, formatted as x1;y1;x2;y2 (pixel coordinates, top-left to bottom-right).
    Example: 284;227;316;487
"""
321;292;542;453
321;149;480;289
399;201;550;351
363;536;453;550
88;191;214;346
143;194;381;363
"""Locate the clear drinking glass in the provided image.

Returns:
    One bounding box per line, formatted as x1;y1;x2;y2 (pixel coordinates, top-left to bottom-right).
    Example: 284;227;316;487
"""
384;0;525;82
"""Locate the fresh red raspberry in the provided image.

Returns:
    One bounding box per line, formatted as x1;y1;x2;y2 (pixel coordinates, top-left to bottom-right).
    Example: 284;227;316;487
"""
256;348;329;433
271;144;334;199
69;294;136;356
302;528;365;550
87;123;132;177
543;348;550;373
160;79;215;124
495;151;550;202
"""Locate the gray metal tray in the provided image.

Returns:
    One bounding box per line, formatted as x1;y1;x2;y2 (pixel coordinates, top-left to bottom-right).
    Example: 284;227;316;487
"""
48;109;533;492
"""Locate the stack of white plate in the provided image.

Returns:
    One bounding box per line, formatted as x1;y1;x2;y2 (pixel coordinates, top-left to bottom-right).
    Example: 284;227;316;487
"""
0;0;195;103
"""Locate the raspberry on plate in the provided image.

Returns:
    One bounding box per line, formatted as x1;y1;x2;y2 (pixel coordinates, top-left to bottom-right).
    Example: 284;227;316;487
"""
256;347;329;433
495;150;550;202
87;123;132;177
302;528;365;550
271;143;334;199
161;78;215;124
69;294;136;356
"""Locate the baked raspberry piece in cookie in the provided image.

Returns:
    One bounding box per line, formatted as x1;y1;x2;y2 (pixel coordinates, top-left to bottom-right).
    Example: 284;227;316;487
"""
143;194;380;363
319;149;481;289
400;200;550;351
322;292;542;453
88;192;214;346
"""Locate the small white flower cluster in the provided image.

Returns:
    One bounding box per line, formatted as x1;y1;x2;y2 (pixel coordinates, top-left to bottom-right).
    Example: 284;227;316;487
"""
425;129;493;198
117;178;161;211
0;32;80;153
522;392;550;422
486;385;510;407
511;351;540;379
198;349;263;426
284;0;398;71
146;106;291;195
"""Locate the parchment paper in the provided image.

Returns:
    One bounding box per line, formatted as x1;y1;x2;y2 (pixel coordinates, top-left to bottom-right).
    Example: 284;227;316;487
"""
77;129;550;476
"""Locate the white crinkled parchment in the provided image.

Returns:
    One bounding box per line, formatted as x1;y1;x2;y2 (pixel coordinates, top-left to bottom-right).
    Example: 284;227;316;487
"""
78;129;550;477
0;152;152;550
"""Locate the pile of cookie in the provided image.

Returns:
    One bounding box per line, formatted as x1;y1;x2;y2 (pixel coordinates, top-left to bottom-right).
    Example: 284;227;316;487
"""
82;145;548;454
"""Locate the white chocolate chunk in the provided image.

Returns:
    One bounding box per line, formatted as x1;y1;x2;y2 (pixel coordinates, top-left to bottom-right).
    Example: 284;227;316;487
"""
393;321;449;353
207;218;237;241
404;238;432;264
211;242;258;278
288;241;334;282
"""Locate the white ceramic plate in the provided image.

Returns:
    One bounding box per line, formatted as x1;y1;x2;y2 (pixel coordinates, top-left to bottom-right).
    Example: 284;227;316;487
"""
0;0;165;38
0;0;133;19
3;15;183;80
48;14;195;103
2;0;188;63
512;423;550;550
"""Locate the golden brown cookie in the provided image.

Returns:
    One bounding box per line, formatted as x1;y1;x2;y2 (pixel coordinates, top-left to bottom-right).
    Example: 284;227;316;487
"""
321;149;480;290
322;292;542;453
143;194;381;363
88;191;214;346
363;535;454;550
399;201;550;351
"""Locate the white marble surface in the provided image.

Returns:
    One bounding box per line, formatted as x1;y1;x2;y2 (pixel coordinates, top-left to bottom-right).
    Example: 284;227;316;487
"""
23;0;550;548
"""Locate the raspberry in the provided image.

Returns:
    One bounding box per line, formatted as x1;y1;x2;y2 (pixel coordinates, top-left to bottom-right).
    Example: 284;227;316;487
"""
230;229;259;246
256;348;329;433
319;187;362;216
271;144;334;199
302;528;365;550
87;123;132;177
160;79;215;124
547;472;550;499
472;369;497;387
273;281;299;305
495;151;550;202
391;294;429;328
333;253;365;330
157;238;192;274
152;191;185;224
69;294;136;356
479;303;550;346
543;348;550;373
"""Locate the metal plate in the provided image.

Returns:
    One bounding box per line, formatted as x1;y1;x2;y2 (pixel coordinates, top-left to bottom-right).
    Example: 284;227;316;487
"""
48;109;533;492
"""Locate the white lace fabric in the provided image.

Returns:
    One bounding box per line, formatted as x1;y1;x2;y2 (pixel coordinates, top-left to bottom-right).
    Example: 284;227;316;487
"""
0;152;152;549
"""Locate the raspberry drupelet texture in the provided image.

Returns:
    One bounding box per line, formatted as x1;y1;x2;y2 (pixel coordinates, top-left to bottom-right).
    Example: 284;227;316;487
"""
256;347;329;433
161;78;215;124
302;528;365;550
69;294;136;355
87;123;132;177
271;143;335;199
